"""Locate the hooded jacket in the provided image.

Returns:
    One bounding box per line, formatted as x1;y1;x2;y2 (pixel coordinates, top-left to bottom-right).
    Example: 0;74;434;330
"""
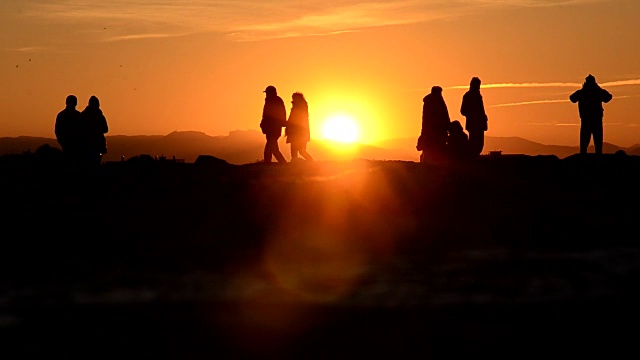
285;97;310;144
570;82;612;121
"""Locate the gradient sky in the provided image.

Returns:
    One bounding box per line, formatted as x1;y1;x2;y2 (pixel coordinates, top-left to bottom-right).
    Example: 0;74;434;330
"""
2;0;639;146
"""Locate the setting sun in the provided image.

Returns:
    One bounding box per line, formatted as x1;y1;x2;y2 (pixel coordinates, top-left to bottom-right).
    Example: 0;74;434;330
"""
322;115;360;143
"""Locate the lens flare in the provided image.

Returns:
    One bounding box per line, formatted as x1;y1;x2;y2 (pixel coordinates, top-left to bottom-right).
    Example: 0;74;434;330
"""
322;115;359;143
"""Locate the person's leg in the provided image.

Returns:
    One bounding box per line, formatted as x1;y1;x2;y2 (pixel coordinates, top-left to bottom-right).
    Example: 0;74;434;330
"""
264;136;273;163
468;131;481;156
478;132;485;155
594;121;603;155
290;142;299;161
272;137;287;163
299;142;314;162
580;123;591;154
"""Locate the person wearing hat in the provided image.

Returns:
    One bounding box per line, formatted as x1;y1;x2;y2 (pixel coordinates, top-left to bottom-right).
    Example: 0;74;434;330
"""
260;85;287;163
460;77;488;157
570;74;613;155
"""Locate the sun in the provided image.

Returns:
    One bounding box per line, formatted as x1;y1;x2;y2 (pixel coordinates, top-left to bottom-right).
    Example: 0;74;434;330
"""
322;115;360;143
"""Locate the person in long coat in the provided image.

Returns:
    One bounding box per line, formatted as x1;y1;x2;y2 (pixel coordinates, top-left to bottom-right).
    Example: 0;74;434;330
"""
460;77;488;156
569;74;613;155
260;85;287;164
420;86;451;163
285;92;314;162
81;95;109;165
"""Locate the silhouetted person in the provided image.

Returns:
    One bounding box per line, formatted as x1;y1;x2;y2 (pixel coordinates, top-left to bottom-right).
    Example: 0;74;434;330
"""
447;120;470;160
260;85;287;164
420;86;450;163
570;74;612;155
461;77;488;156
55;95;83;162
81;95;109;165
285;92;314;162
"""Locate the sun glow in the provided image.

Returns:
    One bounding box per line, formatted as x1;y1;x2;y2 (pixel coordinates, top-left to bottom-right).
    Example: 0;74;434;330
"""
321;115;360;143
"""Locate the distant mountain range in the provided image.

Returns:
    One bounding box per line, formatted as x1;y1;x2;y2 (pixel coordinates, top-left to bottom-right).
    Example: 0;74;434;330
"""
2;130;639;164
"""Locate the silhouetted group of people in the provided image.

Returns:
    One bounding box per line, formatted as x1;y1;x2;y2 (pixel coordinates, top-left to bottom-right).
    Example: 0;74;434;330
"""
418;77;488;163
418;74;613;162
260;85;314;164
52;74;612;168
55;95;109;166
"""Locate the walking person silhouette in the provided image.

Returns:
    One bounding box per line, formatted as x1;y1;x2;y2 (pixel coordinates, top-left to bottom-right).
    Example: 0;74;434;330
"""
260;85;287;164
570;74;613;155
460;77;488;156
285;92;314;162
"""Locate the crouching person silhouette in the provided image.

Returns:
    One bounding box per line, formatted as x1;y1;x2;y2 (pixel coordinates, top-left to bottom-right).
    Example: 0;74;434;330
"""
447;120;470;160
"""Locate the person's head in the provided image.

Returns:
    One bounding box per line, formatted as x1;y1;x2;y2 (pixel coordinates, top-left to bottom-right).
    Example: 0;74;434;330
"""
264;85;277;97
88;95;100;108
291;91;306;104
431;86;443;95
450;120;463;134
65;95;77;108
585;74;597;86
470;77;481;90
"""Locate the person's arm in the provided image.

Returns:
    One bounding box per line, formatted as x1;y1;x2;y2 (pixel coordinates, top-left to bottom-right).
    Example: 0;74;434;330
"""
602;89;613;103
101;114;109;134
569;89;581;103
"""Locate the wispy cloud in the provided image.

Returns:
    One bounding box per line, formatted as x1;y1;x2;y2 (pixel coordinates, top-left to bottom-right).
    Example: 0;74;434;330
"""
493;95;635;108
526;122;579;126
23;0;607;42
7;46;51;52
449;79;640;90
490;99;569;107
104;33;183;42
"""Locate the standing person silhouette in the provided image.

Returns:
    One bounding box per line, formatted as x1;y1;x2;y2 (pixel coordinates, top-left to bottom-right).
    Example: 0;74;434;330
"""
419;86;450;163
55;95;83;163
260;85;287;164
460;77;488;156
285;92;314;162
570;74;613;155
81;95;109;166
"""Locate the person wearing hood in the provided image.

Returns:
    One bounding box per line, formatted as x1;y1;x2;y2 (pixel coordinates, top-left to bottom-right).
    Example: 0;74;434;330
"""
81;95;109;165
570;74;613;155
260;85;287;164
460;77;488;156
419;86;451;163
285;92;314;162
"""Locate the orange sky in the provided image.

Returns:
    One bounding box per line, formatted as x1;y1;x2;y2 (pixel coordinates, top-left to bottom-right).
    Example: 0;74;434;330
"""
1;0;639;146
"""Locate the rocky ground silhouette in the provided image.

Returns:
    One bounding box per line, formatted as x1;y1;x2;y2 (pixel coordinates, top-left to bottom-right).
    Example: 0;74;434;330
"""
1;150;639;358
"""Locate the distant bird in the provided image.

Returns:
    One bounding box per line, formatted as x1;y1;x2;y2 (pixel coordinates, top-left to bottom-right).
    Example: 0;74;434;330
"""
28;58;31;61
16;65;19;68
119;65;122;67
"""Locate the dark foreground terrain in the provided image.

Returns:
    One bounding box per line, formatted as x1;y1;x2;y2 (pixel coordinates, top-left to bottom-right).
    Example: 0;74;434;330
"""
1;150;639;359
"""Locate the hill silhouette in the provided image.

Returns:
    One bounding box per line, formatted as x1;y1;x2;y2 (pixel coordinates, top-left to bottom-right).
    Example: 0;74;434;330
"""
3;131;638;164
